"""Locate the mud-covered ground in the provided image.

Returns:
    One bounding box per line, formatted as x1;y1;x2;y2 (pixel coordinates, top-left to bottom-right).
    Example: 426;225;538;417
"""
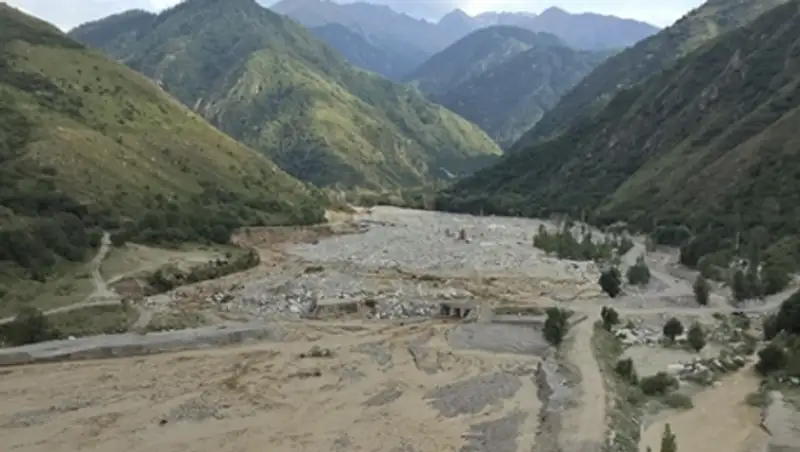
1;206;798;452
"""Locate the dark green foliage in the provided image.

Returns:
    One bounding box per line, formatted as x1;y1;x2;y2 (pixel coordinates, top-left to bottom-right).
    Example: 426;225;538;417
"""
763;314;779;341
640;372;678;396
146;249;260;294
732;269;750;303
775;290;800;336
0;306;59;346
762;254;792;295
511;0;786;152
660;423;677;452
615;357;638;384
626;256;651;285
438;1;800;269
601;305;620;331
662;317;684;342
651;225;693;247
533;223;628;262
693;275;710;306
756;344;788;375
686;322;706;352
543;307;570;347
599;267;622;298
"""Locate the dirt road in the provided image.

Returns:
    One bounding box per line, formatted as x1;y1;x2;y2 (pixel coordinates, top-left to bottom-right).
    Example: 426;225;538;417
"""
559;310;607;452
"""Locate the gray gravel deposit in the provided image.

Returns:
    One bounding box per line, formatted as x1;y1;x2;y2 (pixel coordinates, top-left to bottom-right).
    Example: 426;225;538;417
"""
425;372;523;417
288;207;598;280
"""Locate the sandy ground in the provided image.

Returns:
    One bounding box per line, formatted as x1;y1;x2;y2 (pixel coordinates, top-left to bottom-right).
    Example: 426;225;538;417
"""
639;369;766;452
0;206;795;452
1;321;545;452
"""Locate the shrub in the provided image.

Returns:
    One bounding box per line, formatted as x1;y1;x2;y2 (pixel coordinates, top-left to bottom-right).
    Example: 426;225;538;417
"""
663;393;694;410
626;256;651;285
615;357;638;384
640;372;677;396
686;322;706;352
663;318;684;342
693;275;710;306
0;306;60;346
775;290;800;335
660;423;677;452
543;307;570;347
763;314;779;341
599;267;622;297
601;306;620;331
756;344;787;375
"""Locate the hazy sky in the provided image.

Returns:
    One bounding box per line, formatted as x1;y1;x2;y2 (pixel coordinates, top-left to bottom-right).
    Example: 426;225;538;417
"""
7;0;705;30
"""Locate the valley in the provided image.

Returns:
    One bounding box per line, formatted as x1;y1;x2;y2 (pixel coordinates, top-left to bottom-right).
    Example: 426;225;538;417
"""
3;0;800;451
2;207;798;452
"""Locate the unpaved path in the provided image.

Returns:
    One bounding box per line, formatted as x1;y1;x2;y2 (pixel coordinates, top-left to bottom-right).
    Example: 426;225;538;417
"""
0;233;122;325
88;232;118;301
559;310;606;452
638;369;765;452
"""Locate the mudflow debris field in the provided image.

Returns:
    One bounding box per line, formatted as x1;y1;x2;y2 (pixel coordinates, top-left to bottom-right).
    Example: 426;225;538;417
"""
0;207;795;452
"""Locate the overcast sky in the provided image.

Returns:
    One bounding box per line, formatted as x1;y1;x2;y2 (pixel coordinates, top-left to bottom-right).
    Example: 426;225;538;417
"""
7;0;705;31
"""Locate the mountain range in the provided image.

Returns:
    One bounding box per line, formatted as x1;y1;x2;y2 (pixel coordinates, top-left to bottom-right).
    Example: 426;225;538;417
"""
0;2;324;284
70;0;501;192
510;0;789;150
440;0;800;266
404;26;610;146
269;0;659;79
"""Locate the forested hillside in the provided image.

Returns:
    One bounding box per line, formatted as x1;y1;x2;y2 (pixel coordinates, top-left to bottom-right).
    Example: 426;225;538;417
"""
440;0;800;269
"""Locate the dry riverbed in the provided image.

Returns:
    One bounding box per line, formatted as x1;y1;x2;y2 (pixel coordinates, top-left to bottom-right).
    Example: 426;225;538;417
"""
0;206;795;452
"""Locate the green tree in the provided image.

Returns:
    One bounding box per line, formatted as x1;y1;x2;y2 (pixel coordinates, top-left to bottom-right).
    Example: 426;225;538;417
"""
660;423;677;452
732;269;749;303
615;357;638;384
544;307;570;347
775;290;800;335
663;317;684;342
1;306;58;346
763;314;779;340
756;344;787;375
761;256;791;296
627;256;651;285
693;275;710;306
686;322;706;352
599;267;622;297
601;306;620;331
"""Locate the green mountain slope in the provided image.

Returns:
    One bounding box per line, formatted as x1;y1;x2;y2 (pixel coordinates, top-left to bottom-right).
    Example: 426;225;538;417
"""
440;0;800;266
68;10;156;60
0;4;324;283
71;0;501;191
309;23;425;80
403;26;564;97
433;43;608;147
511;0;788;151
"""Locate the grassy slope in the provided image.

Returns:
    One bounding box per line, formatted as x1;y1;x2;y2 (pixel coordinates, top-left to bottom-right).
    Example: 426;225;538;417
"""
0;4;323;299
71;0;501;191
436;45;608;147
403;26;564;97
510;0;788;150
441;1;800;261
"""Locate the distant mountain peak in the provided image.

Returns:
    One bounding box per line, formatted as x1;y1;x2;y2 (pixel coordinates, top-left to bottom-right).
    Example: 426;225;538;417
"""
440;8;471;22
540;6;568;16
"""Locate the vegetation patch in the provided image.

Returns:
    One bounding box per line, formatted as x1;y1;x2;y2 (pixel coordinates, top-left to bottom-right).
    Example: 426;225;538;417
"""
146;310;209;332
0;303;137;346
593;323;644;452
